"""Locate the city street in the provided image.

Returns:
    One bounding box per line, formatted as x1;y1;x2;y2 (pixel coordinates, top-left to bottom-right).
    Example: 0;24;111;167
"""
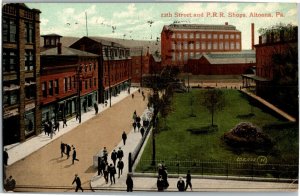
5;89;149;192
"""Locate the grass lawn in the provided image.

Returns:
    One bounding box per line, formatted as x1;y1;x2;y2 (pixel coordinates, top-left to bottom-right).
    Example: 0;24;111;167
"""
136;89;298;176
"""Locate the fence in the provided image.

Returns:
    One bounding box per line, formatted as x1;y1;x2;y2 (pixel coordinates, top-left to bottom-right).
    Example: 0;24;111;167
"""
137;159;298;180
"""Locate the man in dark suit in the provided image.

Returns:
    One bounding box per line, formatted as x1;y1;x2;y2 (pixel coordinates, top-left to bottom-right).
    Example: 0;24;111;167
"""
72;147;79;164
72;174;83;192
66;144;71;159
3;148;8;166
60;142;65;158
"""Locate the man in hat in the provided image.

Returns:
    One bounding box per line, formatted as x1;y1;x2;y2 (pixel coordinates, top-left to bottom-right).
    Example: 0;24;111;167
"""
72;174;83;192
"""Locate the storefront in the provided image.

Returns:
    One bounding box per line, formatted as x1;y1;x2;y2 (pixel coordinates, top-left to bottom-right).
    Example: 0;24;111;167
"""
3;108;20;145
81;91;98;112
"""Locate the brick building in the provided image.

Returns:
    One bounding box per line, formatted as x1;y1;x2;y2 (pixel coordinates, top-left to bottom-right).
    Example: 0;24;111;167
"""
130;47;150;85
161;23;242;69
41;35;99;123
2;3;41;145
185;50;255;75
70;37;131;103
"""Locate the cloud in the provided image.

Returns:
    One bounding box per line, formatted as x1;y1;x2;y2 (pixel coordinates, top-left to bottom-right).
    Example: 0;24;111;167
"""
113;3;137;18
40;18;49;26
286;8;297;17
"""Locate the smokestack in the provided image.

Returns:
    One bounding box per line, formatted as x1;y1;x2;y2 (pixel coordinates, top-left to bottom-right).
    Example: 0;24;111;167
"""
225;22;228;25
251;23;254;50
57;42;62;54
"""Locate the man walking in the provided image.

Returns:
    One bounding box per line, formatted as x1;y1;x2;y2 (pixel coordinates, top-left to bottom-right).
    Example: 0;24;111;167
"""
66;144;71;159
63;118;67;128
72;147;79;164
126;174;133;192
3;148;8;166
140;127;145;137
103;162;109;184
132;122;137;132
108;163;116;185
72;174;83;192
102;147;108;162
60;142;65;158
185;170;192;191
122;131;127;145
177;177;185;192
94;103;98;114
117;158;124;178
117;147;124;161
111;149;118;166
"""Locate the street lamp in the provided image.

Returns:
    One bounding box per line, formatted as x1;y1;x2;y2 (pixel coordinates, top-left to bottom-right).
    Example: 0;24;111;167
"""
105;47;112;107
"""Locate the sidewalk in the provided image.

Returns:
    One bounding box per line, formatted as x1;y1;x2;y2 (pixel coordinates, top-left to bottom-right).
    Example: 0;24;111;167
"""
5;87;139;166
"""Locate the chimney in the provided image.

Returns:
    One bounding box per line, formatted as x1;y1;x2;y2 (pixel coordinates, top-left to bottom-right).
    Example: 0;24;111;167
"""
57;42;62;54
251;23;254;50
225;22;228;25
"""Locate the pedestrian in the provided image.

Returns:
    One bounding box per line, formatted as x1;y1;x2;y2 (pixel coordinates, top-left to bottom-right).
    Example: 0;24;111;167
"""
72;174;83;192
185;170;192;191
94;103;98;114
111;149;118;166
66;144;71;159
138;88;140;93
108;163;116;184
122;131;127;145
117;147;124;161
132;111;137;121
60;142;65;158
44;121;49;135
76;113;79;121
117;158;124;178
54;121;60;132
157;175;164;192
140;127;145;137
136;122;141;132
127;88;130;94
102;147;108;162
63;118;67;128
104;162;109;184
97;157;102;176
177;177;185;192
4;176;16;192
126;174;133;192
131;94;134;99
142;91;144;96
72;147;79;164
83;100;87;113
3;148;8;166
132;122;137;132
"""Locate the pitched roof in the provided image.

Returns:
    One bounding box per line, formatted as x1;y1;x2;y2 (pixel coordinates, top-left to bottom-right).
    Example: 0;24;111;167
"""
191;50;256;64
41;46;98;57
41;34;62;37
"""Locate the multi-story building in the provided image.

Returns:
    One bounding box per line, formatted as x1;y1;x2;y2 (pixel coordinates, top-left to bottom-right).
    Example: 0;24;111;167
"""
40;35;99;123
161;22;242;69
70;37;131;103
2;3;41;145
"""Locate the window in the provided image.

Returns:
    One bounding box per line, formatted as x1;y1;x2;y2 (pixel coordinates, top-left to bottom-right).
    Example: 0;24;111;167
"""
89;78;92;88
230;34;235;39
201;34;206;39
64;78;67;92
207;42;212;50
236;42;240;49
196;42;200;49
189;52;194;58
171;33;175;38
196;33;200;38
42;82;47;97
177;33;181;39
172;42;176;50
189;42;194;50
178;53;182;61
25;22;34;43
236;34;240;39
177;42;181;50
171;52;175;62
230;42;235;49
225;42;229;50
25;50;34;71
4;90;19;106
225;34;229;39
25;81;36;100
207;34;212;39
183;42;188;50
48;81;53;96
189;33;194;39
184;52;188;62
89;63;92;71
201;42;206;49
3;50;17;73
183;33;188;39
54;80;59;94
213;42;218;50
219;34;223;39
219;42;223;50
2;18;16;42
213;34;218;39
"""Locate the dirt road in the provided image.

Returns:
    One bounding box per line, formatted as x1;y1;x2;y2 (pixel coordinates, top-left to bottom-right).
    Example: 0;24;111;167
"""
6;90;149;192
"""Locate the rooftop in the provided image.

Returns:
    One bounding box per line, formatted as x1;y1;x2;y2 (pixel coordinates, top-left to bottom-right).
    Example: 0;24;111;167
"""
164;23;240;32
41;46;98;57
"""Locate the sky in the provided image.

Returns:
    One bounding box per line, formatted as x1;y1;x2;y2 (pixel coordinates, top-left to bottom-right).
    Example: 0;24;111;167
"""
27;2;298;50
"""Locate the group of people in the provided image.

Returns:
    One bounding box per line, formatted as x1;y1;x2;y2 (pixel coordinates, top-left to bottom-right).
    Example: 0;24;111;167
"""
157;162;169;191
44;118;67;138
97;147;125;185
60;142;79;164
177;170;192;191
132;110;149;137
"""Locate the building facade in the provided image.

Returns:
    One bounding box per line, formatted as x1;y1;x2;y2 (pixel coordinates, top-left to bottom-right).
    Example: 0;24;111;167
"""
41;36;99;124
161;23;242;69
70;37;132;103
2;3;41;145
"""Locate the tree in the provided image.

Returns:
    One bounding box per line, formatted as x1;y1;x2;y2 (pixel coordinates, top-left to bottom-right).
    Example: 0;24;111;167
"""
202;89;225;126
